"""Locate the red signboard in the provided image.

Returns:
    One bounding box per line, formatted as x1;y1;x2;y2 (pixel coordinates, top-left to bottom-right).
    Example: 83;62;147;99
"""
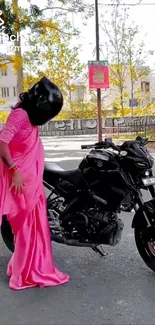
88;63;109;89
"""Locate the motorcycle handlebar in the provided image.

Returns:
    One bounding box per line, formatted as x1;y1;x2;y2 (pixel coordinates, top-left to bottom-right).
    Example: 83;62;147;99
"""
81;136;149;151
81;144;95;150
81;141;120;152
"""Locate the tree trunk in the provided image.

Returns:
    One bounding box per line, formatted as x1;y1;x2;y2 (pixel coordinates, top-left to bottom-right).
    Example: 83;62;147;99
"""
15;40;24;96
12;0;24;97
120;88;124;116
131;80;134;117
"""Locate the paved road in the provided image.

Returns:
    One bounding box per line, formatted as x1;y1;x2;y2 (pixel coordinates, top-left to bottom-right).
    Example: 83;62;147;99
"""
1;136;155;325
42;135;155;167
42;135;98;167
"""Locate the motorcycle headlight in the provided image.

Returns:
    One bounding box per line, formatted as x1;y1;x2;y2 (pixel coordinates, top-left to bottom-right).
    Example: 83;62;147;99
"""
120;151;127;157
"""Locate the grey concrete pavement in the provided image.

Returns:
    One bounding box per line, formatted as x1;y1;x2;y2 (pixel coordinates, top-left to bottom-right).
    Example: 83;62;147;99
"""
42;135;98;166
0;136;155;325
42;135;155;166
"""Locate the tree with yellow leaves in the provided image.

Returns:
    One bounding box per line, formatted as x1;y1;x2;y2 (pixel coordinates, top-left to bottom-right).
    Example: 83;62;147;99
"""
101;0;148;117
22;20;85;99
126;26;150;115
0;0;93;96
100;4;130;116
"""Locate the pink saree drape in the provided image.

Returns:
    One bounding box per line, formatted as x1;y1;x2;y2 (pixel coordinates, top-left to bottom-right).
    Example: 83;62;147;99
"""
0;109;69;290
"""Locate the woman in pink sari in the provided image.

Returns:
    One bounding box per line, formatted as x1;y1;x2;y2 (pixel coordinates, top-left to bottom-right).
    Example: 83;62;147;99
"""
0;76;69;290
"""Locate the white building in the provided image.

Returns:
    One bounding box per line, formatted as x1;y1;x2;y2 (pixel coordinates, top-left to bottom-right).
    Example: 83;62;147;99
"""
0;62;18;111
70;66;155;110
106;66;155;108
2;62;155;113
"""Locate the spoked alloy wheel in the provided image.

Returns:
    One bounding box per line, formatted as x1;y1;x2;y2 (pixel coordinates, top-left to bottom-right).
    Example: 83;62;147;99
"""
135;225;155;272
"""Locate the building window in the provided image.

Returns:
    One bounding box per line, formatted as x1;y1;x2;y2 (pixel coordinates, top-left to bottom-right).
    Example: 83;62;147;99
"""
1;87;9;97
141;81;150;92
77;86;85;101
129;99;139;107
13;87;16;97
1;69;7;76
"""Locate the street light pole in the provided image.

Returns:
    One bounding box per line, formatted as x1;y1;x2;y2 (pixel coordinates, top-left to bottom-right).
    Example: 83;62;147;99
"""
95;0;102;142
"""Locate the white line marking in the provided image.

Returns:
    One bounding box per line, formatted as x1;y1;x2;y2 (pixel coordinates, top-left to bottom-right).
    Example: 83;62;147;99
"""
45;157;83;162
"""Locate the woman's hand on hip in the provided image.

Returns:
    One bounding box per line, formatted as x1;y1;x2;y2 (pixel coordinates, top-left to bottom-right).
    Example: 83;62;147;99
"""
9;170;25;195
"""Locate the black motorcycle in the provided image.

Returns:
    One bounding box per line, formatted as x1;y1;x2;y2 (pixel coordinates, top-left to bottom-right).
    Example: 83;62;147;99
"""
2;136;155;272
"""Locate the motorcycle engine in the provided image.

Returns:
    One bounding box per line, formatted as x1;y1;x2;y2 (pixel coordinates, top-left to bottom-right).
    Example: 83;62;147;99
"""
63;206;124;246
88;208;124;246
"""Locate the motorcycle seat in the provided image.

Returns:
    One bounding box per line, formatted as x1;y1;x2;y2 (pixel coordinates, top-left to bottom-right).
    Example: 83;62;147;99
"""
44;162;85;187
45;162;64;173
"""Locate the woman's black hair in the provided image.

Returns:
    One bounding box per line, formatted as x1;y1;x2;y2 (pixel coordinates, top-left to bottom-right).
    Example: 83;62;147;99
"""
12;92;29;110
19;92;29;102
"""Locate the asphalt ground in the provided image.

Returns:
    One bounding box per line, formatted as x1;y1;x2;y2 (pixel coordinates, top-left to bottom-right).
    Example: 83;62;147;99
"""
0;135;155;325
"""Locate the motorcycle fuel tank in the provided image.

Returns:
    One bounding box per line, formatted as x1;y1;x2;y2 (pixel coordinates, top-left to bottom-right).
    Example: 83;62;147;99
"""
82;149;119;171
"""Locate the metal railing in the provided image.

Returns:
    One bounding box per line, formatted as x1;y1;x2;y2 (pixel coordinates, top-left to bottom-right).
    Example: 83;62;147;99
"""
105;123;155;138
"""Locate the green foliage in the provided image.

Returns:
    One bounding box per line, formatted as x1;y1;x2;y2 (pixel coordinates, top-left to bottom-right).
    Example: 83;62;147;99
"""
0;111;9;122
0;0;90;95
22;20;85;97
0;1;15;36
1;0;93;36
1;101;155;123
56;100;98;120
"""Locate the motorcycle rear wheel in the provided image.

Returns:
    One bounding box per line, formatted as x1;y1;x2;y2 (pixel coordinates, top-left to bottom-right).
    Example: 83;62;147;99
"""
135;225;155;272
1;216;14;253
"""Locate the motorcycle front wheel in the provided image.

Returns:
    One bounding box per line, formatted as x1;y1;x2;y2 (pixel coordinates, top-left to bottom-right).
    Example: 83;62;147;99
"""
135;225;155;272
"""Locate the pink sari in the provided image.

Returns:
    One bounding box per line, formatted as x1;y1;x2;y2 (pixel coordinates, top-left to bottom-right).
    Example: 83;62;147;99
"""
0;108;69;290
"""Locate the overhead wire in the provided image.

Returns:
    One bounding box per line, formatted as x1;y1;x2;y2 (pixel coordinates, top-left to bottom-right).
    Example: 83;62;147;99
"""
98;1;155;6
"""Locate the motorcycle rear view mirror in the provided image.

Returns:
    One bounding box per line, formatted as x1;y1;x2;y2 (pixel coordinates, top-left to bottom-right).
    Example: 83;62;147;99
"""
105;138;113;143
136;136;149;146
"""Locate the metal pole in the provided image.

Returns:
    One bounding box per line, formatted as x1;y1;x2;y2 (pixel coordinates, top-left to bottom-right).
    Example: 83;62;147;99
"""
95;0;102;142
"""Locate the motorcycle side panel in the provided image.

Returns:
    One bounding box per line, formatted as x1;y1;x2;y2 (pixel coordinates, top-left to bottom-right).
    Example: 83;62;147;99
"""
82;167;130;211
55;179;77;197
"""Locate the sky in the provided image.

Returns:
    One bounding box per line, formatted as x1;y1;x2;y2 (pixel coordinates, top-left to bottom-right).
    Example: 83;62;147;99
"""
2;0;155;68
74;0;155;68
29;0;155;68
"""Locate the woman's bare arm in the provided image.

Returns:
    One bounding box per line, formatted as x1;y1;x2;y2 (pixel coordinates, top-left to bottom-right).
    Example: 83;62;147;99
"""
0;141;15;168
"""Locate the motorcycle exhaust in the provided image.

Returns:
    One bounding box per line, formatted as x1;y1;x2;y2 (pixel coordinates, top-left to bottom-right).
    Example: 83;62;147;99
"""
51;233;107;256
52;233;97;248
